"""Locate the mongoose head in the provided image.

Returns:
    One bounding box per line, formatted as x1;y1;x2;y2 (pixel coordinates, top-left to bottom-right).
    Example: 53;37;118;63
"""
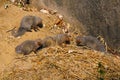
35;38;43;48
35;16;43;28
76;36;86;46
64;34;71;44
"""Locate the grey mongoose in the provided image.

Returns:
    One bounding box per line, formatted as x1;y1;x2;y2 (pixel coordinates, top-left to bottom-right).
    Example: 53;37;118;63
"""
15;38;43;55
76;36;106;52
53;33;71;46
13;15;43;37
42;36;56;48
42;33;71;48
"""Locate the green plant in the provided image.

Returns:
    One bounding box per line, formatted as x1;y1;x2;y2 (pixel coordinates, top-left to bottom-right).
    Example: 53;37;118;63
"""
97;62;106;80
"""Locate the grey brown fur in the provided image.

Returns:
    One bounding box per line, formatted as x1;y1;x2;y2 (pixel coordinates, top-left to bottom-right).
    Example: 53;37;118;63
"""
42;34;70;48
15;39;43;55
42;36;56;48
53;33;70;46
13;15;43;37
76;36;106;52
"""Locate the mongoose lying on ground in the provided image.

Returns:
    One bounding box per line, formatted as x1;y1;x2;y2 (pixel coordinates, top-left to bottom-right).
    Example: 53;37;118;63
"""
42;36;56;48
76;36;106;52
13;15;43;37
53;33;71;46
15;38;43;55
42;33;71;48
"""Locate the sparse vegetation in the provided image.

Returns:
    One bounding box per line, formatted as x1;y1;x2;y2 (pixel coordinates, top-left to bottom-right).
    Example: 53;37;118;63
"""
97;62;106;80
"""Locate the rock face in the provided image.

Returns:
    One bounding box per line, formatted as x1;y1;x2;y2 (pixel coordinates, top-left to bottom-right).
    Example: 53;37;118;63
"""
32;0;120;50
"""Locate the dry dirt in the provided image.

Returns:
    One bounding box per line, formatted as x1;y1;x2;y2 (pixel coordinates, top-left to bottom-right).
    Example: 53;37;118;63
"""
0;3;120;80
0;4;56;67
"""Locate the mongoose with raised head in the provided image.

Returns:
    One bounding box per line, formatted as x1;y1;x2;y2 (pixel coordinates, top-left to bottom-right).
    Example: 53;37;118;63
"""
15;38;43;55
13;15;43;37
76;36;106;52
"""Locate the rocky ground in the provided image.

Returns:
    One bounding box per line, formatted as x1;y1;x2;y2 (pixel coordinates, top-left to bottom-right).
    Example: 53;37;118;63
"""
0;2;120;80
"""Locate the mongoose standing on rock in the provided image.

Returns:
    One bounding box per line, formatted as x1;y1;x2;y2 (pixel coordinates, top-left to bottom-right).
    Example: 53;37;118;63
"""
76;36;106;52
15;38;43;55
12;15;43;37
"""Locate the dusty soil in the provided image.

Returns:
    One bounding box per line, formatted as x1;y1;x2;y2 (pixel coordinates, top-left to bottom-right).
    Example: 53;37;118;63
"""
0;3;59;69
0;3;120;80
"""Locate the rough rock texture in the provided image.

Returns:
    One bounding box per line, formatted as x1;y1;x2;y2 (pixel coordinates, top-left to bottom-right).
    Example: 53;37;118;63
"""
32;0;120;50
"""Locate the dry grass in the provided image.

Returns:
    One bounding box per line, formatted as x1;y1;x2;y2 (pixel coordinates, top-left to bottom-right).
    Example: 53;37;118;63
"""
0;46;120;80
